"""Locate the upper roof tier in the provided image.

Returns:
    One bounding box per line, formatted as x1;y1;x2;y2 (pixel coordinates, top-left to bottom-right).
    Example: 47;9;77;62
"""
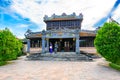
44;12;83;21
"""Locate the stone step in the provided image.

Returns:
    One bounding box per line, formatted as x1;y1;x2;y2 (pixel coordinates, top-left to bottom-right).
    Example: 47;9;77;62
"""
27;52;93;61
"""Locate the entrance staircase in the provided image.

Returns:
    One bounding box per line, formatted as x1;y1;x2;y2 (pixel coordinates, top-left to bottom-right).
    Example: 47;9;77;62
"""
27;52;93;61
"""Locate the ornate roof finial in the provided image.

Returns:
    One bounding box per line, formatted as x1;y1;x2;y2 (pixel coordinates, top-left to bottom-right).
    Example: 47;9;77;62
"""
62;13;67;16
24;29;32;37
79;13;83;19
109;16;119;24
72;12;76;16
44;15;48;20
52;13;56;18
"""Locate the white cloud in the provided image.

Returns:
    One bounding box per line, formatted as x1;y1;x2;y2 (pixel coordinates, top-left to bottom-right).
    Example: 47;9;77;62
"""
13;31;25;39
0;24;24;39
18;24;29;28
14;32;25;39
11;0;116;31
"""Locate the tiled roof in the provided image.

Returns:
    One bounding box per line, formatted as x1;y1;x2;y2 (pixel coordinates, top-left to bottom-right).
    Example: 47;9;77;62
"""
80;32;96;37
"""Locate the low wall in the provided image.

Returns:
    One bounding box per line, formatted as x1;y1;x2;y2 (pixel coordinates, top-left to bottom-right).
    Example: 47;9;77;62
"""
30;48;42;54
80;47;97;54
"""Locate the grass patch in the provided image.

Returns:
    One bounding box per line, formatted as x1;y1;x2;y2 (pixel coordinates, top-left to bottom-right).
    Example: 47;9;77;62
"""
109;63;120;71
0;61;7;66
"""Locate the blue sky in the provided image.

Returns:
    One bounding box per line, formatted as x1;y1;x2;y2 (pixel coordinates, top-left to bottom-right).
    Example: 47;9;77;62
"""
0;0;120;38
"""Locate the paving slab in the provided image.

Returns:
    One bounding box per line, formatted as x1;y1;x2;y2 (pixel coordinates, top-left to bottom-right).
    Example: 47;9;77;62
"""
0;56;120;80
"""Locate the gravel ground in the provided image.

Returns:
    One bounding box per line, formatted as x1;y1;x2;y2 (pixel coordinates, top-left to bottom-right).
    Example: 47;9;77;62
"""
0;56;120;80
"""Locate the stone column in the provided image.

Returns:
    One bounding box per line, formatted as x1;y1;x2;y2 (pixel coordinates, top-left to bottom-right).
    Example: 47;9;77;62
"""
42;37;45;53
75;30;80;54
27;39;30;53
46;38;49;52
42;30;46;53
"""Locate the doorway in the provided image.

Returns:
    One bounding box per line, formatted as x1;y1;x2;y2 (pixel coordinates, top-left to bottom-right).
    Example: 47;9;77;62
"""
49;38;75;52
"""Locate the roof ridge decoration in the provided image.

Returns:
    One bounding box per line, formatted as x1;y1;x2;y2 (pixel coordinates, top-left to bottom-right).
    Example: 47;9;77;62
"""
44;12;83;21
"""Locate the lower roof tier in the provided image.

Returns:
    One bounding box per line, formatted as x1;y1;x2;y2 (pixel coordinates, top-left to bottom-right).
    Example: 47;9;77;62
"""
25;30;96;39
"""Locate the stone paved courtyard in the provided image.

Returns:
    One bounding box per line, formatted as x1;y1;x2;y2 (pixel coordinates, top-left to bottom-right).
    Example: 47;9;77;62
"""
0;56;120;80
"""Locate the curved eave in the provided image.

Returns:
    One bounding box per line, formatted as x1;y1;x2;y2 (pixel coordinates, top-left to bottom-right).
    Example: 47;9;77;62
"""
26;33;42;39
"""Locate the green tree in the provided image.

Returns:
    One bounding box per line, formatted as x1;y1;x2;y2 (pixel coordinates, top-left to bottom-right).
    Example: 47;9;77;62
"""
0;28;23;65
94;22;120;65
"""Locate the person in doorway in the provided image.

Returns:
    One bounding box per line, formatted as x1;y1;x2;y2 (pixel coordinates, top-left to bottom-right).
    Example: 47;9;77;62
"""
49;42;53;54
54;42;58;54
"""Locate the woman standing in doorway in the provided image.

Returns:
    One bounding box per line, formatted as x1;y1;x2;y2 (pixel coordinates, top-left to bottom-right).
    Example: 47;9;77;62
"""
49;42;53;54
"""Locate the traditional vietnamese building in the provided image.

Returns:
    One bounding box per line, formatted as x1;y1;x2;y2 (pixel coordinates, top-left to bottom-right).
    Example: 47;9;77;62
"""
25;12;96;54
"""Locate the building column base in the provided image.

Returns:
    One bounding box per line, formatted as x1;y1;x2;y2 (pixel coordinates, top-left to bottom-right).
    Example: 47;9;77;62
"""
76;51;80;54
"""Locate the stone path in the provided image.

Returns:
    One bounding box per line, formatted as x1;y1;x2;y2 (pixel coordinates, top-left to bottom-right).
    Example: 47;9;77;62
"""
0;56;120;80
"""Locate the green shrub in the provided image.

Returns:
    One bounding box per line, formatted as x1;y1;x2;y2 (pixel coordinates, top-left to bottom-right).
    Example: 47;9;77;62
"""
17;40;23;56
94;22;120;65
109;63;120;71
0;28;23;65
